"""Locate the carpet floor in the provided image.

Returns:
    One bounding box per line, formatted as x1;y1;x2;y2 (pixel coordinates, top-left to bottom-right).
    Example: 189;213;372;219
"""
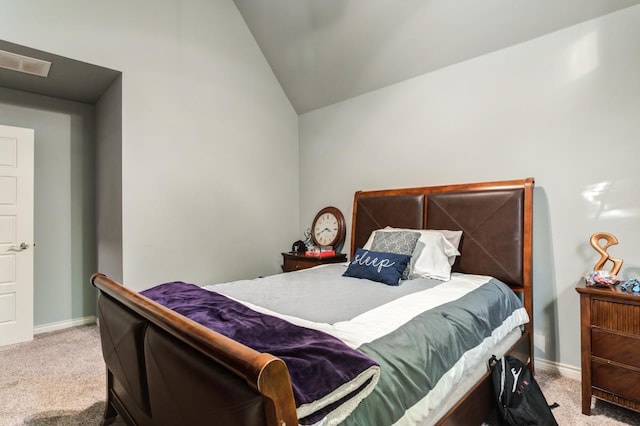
1;324;639;425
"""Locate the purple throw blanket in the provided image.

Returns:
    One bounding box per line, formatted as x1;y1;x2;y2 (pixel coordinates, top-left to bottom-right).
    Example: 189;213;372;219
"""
141;282;379;424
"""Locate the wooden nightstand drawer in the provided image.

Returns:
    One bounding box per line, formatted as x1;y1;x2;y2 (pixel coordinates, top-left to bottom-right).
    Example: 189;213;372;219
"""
284;258;312;272
592;328;640;368
281;252;347;273
592;360;640;403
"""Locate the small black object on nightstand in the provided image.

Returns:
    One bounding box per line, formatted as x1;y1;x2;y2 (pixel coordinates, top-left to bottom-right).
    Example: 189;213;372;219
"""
291;240;307;253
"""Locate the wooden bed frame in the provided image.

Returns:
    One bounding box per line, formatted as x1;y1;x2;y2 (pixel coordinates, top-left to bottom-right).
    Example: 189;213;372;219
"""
92;177;534;426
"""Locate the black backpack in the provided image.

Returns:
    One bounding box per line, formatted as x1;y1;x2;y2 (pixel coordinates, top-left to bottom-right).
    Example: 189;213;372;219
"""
489;355;558;426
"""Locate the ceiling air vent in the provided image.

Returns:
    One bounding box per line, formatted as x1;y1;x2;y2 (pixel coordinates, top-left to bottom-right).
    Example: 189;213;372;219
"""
0;49;51;77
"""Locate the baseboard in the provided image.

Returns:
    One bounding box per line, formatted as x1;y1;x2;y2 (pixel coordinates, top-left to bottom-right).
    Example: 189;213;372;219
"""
535;357;581;381
34;316;97;335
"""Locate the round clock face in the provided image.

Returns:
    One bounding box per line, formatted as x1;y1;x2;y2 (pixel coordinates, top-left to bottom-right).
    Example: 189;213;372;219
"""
311;207;346;248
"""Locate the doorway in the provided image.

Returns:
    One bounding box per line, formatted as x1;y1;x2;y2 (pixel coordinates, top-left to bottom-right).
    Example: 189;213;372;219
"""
0;40;121;333
0;124;34;346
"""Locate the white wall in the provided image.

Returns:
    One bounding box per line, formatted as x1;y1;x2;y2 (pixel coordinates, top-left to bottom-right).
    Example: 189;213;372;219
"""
299;6;640;369
1;1;299;289
0;88;97;326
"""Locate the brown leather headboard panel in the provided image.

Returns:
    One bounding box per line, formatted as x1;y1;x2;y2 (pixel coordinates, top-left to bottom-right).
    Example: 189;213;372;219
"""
352;194;424;251
350;179;533;291
426;189;525;287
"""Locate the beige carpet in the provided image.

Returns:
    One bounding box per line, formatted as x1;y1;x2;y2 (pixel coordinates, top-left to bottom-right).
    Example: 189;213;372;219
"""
495;369;640;425
1;324;639;425
0;325;124;426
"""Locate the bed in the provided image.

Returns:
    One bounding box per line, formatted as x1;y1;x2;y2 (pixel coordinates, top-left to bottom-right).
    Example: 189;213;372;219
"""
92;177;534;426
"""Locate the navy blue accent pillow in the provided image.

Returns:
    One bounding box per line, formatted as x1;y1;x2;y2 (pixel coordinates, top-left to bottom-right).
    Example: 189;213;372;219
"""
343;248;411;286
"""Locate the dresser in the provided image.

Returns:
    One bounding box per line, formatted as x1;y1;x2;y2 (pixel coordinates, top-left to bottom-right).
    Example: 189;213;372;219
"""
576;280;640;415
281;252;347;272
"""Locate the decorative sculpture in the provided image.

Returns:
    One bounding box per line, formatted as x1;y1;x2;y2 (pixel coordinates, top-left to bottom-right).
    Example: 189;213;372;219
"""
590;232;623;275
303;228;313;248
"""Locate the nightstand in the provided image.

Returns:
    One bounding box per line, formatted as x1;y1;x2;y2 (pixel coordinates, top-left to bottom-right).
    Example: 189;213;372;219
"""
576;280;640;415
281;252;347;272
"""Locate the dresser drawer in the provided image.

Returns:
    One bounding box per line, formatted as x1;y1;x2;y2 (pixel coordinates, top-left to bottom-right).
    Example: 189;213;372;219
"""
591;299;640;334
592;328;640;368
577;282;640;416
592;360;640;403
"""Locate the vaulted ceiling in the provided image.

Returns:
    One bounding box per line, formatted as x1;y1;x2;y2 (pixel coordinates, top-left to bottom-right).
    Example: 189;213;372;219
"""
2;1;639;111
233;0;640;114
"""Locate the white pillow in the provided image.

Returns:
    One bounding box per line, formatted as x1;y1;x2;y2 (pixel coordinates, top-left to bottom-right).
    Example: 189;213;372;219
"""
363;227;462;281
435;229;463;255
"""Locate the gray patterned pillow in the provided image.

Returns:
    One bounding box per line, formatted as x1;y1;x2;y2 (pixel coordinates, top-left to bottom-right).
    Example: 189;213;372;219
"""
370;230;420;280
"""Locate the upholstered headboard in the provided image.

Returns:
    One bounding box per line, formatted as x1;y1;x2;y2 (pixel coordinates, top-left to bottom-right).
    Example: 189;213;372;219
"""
350;178;534;290
351;177;535;376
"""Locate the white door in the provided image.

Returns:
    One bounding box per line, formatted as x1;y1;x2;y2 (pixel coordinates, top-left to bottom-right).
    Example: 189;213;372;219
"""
0;125;34;347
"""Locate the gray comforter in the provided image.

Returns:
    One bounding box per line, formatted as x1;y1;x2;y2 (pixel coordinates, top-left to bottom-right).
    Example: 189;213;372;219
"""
346;279;522;425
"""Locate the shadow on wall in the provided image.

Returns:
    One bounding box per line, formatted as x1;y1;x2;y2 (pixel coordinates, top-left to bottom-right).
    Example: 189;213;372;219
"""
532;186;559;362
